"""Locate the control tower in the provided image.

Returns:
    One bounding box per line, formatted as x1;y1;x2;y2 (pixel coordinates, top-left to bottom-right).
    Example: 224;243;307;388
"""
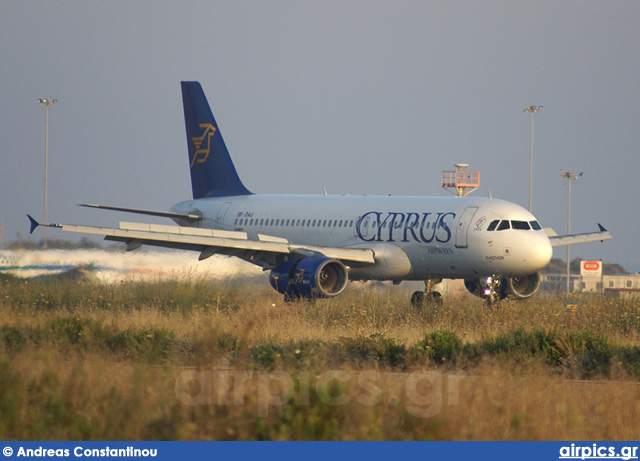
441;163;480;197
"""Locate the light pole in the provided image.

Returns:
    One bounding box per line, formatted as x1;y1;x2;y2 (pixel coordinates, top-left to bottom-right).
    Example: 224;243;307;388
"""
524;105;542;212
561;171;583;295
38;98;57;249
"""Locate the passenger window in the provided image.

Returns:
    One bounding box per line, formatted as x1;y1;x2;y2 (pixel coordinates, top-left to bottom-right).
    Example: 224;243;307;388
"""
511;220;530;230
487;220;499;231
497;220;510;231
529;221;542;230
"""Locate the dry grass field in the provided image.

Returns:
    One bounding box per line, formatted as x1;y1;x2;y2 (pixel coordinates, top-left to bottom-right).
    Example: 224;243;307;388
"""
1;273;639;440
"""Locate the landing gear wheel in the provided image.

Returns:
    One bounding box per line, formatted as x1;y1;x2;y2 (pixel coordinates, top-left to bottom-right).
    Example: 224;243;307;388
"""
283;293;298;304
429;291;443;306
411;291;425;308
485;294;498;308
411;290;443;308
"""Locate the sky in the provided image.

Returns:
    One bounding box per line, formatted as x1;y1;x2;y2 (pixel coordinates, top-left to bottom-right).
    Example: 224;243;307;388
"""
1;1;639;271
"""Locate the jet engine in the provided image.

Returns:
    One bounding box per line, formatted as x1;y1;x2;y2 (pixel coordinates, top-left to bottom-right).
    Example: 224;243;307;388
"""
464;272;541;301
269;257;348;300
505;272;542;299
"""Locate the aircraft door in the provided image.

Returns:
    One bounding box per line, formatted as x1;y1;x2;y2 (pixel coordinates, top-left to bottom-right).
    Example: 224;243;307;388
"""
455;206;478;248
215;202;232;229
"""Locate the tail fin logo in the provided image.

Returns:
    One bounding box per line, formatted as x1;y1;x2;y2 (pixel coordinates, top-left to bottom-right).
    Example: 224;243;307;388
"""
190;123;216;167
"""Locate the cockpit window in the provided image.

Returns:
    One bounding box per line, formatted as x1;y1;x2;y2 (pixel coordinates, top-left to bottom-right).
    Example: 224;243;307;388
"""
511;220;531;230
487;220;500;231
488;219;542;231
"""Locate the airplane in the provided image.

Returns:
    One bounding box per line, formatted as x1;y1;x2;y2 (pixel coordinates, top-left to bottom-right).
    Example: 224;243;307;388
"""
28;81;612;305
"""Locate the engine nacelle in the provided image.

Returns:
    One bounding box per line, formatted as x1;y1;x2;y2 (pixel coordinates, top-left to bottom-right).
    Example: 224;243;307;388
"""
464;272;541;301
504;272;541;299
269;257;349;299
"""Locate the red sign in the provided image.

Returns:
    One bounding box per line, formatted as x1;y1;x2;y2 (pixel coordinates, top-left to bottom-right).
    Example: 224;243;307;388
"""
580;261;602;276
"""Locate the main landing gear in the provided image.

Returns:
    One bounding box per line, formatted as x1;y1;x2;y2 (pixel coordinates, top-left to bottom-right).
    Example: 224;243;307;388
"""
411;279;443;308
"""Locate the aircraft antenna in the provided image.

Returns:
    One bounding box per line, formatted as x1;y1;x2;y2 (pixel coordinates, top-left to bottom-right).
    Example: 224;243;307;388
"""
441;163;480;197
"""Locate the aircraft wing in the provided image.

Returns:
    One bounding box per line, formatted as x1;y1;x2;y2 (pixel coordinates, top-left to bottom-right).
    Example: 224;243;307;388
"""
547;224;612;248
27;216;375;269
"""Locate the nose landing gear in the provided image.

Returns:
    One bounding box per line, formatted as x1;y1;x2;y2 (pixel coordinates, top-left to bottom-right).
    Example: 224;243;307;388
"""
481;276;501;307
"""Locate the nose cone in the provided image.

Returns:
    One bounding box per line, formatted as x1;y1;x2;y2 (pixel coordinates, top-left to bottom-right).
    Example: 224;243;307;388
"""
523;233;553;272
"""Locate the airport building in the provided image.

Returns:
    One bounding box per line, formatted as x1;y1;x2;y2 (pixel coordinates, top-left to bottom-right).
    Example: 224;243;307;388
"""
541;260;640;298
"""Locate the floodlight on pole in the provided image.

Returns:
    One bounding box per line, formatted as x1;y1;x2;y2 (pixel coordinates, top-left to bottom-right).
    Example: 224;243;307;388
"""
561;171;583;296
524;105;542;212
38;98;57;250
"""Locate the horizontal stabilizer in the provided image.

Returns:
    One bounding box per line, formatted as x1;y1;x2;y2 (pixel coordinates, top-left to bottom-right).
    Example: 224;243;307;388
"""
548;224;612;248
80;204;201;221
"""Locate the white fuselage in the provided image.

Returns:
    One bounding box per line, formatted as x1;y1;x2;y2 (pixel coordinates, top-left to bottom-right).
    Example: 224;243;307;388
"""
170;194;553;282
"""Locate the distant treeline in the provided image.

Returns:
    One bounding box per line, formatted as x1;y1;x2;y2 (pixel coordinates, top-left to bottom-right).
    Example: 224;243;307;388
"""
542;257;628;275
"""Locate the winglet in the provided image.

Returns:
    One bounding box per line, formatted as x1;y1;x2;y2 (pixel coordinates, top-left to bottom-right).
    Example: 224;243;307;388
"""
597;223;607;232
27;214;39;234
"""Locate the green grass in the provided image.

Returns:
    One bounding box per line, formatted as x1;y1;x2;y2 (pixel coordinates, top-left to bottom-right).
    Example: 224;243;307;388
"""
1;276;640;440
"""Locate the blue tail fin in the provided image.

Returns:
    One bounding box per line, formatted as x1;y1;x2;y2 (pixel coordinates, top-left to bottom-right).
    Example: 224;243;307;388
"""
181;81;252;199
